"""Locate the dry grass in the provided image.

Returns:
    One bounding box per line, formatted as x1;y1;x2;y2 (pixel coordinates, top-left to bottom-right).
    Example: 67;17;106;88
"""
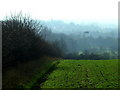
2;56;59;88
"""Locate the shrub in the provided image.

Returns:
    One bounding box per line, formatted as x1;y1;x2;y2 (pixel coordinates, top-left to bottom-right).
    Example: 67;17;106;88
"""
2;12;51;67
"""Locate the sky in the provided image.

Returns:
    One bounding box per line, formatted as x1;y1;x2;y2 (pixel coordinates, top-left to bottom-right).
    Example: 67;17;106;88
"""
0;0;119;24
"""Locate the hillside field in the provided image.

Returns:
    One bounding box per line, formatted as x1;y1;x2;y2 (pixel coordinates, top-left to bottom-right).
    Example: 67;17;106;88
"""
40;59;119;88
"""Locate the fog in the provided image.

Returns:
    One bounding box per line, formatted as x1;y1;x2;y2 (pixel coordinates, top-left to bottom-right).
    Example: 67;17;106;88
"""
2;0;119;88
42;20;117;36
39;20;118;59
1;0;118;60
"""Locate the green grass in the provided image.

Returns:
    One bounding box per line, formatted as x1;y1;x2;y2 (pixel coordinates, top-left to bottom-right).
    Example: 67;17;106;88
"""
41;59;119;88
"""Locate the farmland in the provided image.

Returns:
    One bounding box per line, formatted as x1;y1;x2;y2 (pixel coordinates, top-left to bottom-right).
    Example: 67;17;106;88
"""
40;59;119;88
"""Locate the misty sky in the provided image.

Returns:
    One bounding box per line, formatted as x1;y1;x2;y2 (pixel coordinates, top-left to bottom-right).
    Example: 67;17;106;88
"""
0;0;119;24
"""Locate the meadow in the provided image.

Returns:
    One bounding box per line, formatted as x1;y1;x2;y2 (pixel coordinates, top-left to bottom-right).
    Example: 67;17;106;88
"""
40;59;119;88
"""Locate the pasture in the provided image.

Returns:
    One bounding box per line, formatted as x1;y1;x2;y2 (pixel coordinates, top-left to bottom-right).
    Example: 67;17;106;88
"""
41;59;119;88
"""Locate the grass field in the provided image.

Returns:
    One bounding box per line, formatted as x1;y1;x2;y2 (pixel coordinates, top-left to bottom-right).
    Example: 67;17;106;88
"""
40;59;119;88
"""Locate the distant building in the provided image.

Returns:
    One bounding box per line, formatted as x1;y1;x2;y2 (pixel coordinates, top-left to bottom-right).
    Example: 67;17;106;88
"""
83;31;90;37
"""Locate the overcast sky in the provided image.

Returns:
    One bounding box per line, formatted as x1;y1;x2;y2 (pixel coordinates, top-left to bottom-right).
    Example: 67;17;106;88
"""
0;0;119;24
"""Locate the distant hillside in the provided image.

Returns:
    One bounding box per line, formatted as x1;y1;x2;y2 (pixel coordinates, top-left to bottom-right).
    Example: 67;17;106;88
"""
41;20;118;38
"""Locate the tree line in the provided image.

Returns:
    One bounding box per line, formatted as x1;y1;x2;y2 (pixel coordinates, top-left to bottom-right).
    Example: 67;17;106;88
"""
41;26;118;60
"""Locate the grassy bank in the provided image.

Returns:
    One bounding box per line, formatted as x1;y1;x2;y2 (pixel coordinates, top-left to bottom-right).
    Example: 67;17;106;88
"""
2;57;59;88
41;59;119;88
